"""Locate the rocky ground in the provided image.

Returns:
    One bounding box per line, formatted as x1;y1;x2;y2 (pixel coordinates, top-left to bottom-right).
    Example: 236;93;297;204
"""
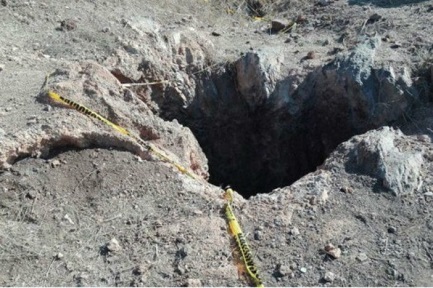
1;0;433;286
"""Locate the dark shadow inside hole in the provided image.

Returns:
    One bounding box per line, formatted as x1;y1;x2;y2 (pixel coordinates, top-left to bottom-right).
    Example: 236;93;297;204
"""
150;67;366;198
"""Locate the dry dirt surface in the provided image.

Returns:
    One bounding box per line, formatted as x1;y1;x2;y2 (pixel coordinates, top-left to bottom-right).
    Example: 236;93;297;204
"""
1;0;433;287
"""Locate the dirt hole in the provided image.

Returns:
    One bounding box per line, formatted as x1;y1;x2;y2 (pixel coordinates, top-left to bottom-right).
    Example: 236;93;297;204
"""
179;80;341;198
117;58;420;198
122;67;365;198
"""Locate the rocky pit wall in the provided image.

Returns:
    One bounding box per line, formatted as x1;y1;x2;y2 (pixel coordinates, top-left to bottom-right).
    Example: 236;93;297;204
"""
1;8;433;287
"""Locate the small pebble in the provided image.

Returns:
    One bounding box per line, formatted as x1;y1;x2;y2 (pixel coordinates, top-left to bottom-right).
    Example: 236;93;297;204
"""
424;192;433;197
309;196;317;205
328;247;341;259
290;227;300;236
356;252;368;262
106;237;122;253
323;271;335;282
299;267;307;273
43;105;52;112
176;265;187;275
324;243;341;259
5;107;12;112
55;252;64;260
0;63;4;72
50;159;61;168
324;243;335;251
63;214;74;225
26;190;38;199
276;264;292;276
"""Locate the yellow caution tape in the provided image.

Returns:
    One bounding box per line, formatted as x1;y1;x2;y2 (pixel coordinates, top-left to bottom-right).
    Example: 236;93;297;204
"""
225;187;264;288
43;76;264;287
46;90;199;180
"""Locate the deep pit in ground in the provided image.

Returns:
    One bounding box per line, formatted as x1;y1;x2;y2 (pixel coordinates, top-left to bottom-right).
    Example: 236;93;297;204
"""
122;51;422;198
176;77;361;197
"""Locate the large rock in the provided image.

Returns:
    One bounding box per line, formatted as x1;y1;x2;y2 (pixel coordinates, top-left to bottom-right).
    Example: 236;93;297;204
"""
296;36;418;130
328;126;424;196
235;49;284;109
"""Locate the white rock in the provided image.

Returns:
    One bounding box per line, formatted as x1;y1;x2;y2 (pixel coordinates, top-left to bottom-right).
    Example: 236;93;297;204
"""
355;127;423;196
63;214;74;225
299;267;307;273
324;271;336;282
106;237;122;253
290;227;300;236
